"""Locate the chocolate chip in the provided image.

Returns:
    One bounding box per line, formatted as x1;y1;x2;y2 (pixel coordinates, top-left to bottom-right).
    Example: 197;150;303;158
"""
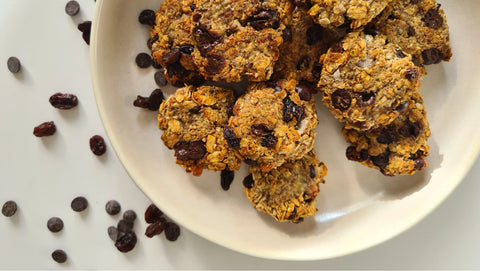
364;25;380;36
205;54;226;74
189;105;202;114
179;45;194;55
2;201;17;217
243;159;257;165
261;134;277;148
296;56;310;71
371;152;390;168
309;165;316;179
220;169;234;191
422;48;443;65
296;83;312;101
346;146;370;162
399;121;423;138
136;53;153;68
330;41;344;53
65;1;80;16
7;56;21;73
223;126;240;149
282;96;304;122
396;48;407;58
395;101;409;113
355;92;375;107
77;21;91;45
405;67;419;81
49;93;78;109
162;48;180;65
89;135;107;156
144;204;163;223
147;34;159;50
105;200;121;215
423;8;443;29
282;27;292;42
47;217;64;233
377;127;398;144
165;222;181;241
115;231;137;252
108;226;118;241
138;9;156;26
154;71;167;87
251;124;272;136
331;89;351;111
152;59;163;69
414;158;426;170
52;249;67;263
407;25;416;37
117;219;134;233
71;196;88;212
145;218;167;237
123;210;137;222
173;140;206;161
247;9;280;30
33;121;56;137
306;24;324;45
193;26;221;56
242;174;254;189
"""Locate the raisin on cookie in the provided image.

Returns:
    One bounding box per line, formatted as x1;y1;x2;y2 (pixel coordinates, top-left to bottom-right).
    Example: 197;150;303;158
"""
245;150;327;223
158;85;242;176
227;79;317;172
343;92;430;176
319;31;421;131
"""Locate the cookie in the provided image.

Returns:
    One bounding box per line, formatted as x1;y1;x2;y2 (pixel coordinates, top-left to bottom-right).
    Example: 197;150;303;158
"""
227;79;317;172
158;85;242;176
190;0;294;82
273;6;342;85
150;0;204;86
245;150;327;223
307;0;392;29
319;31;421;131
368;0;452;66
343;92;430;176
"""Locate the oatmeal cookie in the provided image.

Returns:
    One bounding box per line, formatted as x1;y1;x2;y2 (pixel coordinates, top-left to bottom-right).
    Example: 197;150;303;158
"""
158;85;242;176
319;31;421;131
227;79;317;172
150;0;204;86
244;150;327;223
343;92;430;176
190;0;294;82
307;0;392;29
368;0;452;66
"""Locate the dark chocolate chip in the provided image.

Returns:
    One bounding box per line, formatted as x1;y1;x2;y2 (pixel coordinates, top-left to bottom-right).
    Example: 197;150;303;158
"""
398;121;423;138
173;140;206;161
205;54;226;74
405;67;419;81
223;126;240;149
123;210;137;222
47;217;64;232
422;48;443;65
377;127;398;144
33;121;56;137
251;124;272;137
242;174;254;189
144;204;163;223
364;25;380;36
115;231;137;252
282;96;304;122
138;9;156;26
147;89;164;111
423;8;443;29
7;57;21;73
105;200;121;215
145;218;167;237
147;34;159;50
2;201;17;217
346;146;370;162
193;26;221;56
331;89;351;111
355;91;375;107
247;9;280;30
165;222;181;241
108;226;118;241
162;48;181;65
309;165;316;179
371;152;390;168
306;24;324;45
154;71;167;86
135;53;153;68
117;219;134;233
65;1;80;16
52;249;67;263
395;101;409;113
49;93;78;109
220;169;235;191
296;83;312;101
71;196;88;212
261;134;277;148
89;135;107;156
179;45;194;55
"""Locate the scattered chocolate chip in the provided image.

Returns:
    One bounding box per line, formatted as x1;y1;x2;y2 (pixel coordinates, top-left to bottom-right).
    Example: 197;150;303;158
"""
282;27;292;42
247;9;280;30
7;57;21;73
346;146;370;162
261;134;277;148
117;219;134;233
145;217;167;238
147;34;159;50
223;126;240;149
309;165;316;179
220;169;235;191
47;217;64;233
138;9;156;26
205;54;226;74
51;249;67;263
173;140;206;161
396;48;406;58
77;21;91;45
330;41;344;53
115;231;137;252
422;48;443;65
33;121;56;137
331;89;351;111
251;124;272;137
407;25;416;37
306;24;323;45
154;71;167;86
377;127;398;144
105;200;121;215
2;201;17;217
108;226;118;241
414;158;426;170
145;204;163;223
152;59;163;69
164;222;181;241
296;83;312;101
49;93;78;109
423;8;443;29
135;53;153;68
65;1;80;16
371;152;390;168
193;26;221;56
71;196;88;212
89;135;107;156
405;67;419;81
242;174;254;189
123;210;137;222
179;45;194;55
355;92;375;107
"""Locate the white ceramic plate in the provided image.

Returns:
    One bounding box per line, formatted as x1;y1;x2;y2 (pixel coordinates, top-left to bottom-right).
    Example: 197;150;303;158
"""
91;0;480;260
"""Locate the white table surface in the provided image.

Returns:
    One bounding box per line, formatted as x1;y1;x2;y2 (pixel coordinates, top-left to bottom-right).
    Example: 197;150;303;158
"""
1;0;479;269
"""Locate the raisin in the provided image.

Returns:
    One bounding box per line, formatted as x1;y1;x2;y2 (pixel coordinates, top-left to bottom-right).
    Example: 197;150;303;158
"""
330;41;344;53
407;25;416;37
138;9;156;26
396;48;406;58
189;105;202;114
49;93;78;109
331;89;351;111
355;92;375;107
65;1;80;16
247;9;280;30
422;48;443;65
165;222;181;241
33;121;56;137
242;174;254;189
223;126;240;149
220;169;234;191
251;124;272;136
145;204;164;223
135;53;153;68
2;200;17;217
282;27;292;42
147;89;164;111
173;140;206;161
226;104;234;118
311;61;323;80
243;159;257;165
77;21;91;45
283;96;304;122
179;45;194;55
371;152;390;168
405;67;419;81
145;218;167;237
51;249;68;263
162;48;180;65
377;127;398;144
7;56;21;73
147;34;159;50
205;54;226;74
399;121;423;138
395;101;409;113
423;8;443;29
309;165;316;179
115;231;137;252
89;135;107;156
47;217;64;233
261;134;277;148
414;158;426;170
70;196;88;212
296;83;312;101
105;200;121;215
296;56;310;71
306;24;323;45
346;146;370;162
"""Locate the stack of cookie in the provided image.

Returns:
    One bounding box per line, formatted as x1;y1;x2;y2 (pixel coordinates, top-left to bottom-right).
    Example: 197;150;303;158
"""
151;0;451;223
